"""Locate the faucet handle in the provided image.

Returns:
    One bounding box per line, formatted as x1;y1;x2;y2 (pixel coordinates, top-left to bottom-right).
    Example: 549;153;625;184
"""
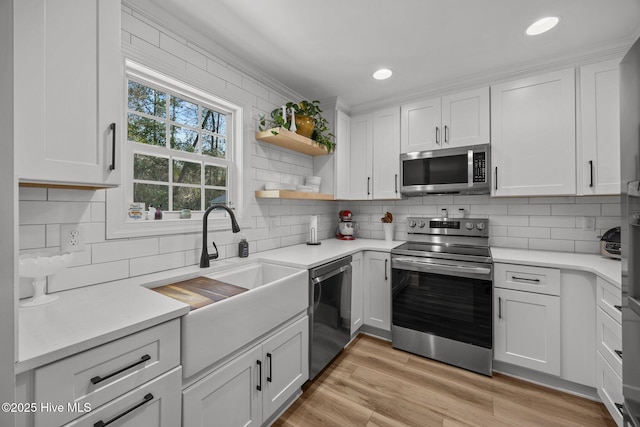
210;241;219;260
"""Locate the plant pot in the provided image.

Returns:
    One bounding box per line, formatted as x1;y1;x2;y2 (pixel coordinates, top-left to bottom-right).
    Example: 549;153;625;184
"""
383;223;394;241
295;115;314;138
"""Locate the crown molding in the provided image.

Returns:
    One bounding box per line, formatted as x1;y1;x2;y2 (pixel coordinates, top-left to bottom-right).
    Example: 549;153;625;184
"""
350;38;634;116
122;0;307;104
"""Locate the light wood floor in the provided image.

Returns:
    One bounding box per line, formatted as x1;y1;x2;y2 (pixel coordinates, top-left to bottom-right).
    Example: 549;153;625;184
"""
274;334;616;427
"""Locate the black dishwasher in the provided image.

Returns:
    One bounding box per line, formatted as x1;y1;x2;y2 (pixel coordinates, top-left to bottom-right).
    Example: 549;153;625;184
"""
308;255;352;380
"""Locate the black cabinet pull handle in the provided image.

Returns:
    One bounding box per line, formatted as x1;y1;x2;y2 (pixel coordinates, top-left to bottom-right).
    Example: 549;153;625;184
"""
395;174;398;193
267;353;272;382
499;297;502;319
109;123;116;171
615;349;623;359
385;259;388;281
435;126;440;145
367;177;371;195
444;125;449;143
589;160;594;187
257;360;262;391
91;354;151;385
615;305;622;312
511;276;540;283
495;167;498;191
615;402;624;415
94;393;153;427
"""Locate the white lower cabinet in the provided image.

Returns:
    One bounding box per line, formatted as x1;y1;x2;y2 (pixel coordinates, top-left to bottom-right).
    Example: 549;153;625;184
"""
363;252;391;331
65;367;181;426
350;252;364;334
182;316;309;427
596;353;623;426
494;287;561;375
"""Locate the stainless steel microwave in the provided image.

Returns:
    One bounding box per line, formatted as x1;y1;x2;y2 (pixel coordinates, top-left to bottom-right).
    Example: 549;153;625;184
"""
400;144;490;195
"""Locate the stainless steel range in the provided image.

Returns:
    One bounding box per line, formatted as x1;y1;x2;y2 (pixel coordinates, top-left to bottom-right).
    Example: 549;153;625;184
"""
391;217;493;376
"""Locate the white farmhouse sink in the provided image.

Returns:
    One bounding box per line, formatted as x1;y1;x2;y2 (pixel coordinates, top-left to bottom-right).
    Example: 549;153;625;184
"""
180;260;308;379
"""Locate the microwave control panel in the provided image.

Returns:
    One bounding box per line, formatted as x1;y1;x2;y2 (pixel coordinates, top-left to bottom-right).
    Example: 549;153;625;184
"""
473;152;486;183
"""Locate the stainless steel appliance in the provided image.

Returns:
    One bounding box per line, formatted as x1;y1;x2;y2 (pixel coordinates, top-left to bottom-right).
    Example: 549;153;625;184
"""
308;255;352;379
400;144;490;195
391;217;493;376
622;36;640;426
336;210;356;240
601;226;621;259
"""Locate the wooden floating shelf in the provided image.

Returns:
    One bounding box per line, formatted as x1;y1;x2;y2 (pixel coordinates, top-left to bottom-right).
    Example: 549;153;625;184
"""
255;190;334;201
255;127;329;156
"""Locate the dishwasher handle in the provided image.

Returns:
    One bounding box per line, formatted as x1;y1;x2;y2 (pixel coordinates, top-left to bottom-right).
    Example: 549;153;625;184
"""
311;264;351;285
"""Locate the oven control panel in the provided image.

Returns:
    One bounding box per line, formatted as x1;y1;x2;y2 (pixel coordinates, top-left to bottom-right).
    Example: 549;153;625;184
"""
407;217;489;237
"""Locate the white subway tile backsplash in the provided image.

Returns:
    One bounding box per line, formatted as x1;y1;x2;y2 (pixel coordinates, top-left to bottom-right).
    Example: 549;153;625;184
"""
19;187;47;201
528;196;576;204
602;204;621;217
489;215;529;227
130;252;186;277
47;188;97;202
596;217;621;230
508;204;550;216
529;238;575;252
19;225;46;250
92;238;159;263
158;233;200;253
529;216;576;228
575;241;601;254
470;204;508;215
551;204;601;216
551;228;600;241
19;201;92;225
46;224;60;247
48;260;130;293
91;202;106;222
489;236;529;249
508;226;551;239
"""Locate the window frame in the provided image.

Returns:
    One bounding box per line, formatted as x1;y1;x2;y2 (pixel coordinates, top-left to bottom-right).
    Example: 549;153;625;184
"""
106;60;245;239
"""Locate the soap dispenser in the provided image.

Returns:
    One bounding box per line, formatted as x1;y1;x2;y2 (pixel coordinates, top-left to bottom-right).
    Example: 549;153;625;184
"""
238;235;249;258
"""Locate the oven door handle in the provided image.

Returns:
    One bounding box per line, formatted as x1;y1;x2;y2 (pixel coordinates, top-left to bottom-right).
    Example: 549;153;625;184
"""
392;257;492;276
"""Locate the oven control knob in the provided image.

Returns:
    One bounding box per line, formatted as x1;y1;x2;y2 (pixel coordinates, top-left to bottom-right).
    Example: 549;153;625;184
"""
408;220;417;228
418;221;426;228
465;222;475;230
476;222;486;231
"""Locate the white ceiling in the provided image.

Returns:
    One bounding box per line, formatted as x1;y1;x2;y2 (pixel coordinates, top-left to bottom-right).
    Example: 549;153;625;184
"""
143;0;640;110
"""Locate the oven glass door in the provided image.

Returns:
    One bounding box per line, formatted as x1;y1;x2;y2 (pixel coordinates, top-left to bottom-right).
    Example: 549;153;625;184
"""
392;268;492;349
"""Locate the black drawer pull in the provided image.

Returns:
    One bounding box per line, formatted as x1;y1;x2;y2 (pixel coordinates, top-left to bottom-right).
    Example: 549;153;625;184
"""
615;349;623;359
109;122;116;171
94;393;153;427
615;402;624;415
498;297;502;319
257;360;262;391
91;354;151;385
511;276;540;283
589;160;594;187
267;353;273;382
615;305;622;312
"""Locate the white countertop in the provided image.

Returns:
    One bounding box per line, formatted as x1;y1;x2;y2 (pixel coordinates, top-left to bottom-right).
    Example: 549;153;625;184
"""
18;238;620;373
490;247;621;287
17;281;190;373
257;238;402;269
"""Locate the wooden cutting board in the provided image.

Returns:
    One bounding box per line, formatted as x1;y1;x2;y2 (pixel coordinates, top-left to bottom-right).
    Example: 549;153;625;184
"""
151;276;248;311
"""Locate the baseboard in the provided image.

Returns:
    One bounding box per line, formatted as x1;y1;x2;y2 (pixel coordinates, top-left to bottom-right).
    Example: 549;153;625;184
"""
263;389;303;427
493;360;599;401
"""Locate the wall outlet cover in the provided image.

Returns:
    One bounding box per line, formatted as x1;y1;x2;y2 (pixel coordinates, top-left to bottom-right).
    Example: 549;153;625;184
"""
60;224;86;253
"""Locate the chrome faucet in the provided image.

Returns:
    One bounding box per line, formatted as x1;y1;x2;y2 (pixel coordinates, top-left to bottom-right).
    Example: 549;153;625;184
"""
200;204;241;268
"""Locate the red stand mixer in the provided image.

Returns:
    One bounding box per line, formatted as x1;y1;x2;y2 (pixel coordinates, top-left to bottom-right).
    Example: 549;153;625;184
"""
337;210;357;240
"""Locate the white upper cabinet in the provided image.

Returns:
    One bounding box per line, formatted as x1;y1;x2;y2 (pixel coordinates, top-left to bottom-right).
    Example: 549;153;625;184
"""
400;97;441;153
14;0;122;188
491;69;576;197
400;87;489;153
346;108;400;200
579;59;621;195
334;109;352;199
372;107;401;199
348;114;373;199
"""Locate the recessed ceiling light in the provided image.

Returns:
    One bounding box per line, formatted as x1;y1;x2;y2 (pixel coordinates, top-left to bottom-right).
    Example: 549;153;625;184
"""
373;68;393;80
526;16;560;36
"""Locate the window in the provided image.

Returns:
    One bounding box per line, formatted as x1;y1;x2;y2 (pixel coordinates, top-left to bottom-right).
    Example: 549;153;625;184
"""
106;61;244;239
127;78;230;211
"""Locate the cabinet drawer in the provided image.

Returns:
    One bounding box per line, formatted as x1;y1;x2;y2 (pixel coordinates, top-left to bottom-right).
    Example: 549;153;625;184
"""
494;263;560;296
65;367;181;426
597;276;622;324
35;319;180;427
597;307;622;378
596;352;623;427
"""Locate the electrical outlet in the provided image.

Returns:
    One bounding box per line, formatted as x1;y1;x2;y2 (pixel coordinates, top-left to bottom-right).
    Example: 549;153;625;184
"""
61;224;86;253
581;216;596;231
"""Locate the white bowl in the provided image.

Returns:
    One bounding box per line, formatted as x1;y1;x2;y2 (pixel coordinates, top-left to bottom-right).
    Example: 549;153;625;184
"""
305;176;322;186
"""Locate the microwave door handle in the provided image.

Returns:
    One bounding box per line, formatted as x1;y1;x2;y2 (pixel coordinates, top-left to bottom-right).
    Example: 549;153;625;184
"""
467;149;473;187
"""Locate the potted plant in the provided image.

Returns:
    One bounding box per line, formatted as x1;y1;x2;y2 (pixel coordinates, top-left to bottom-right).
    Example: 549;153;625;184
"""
381;212;394;241
258;100;336;153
